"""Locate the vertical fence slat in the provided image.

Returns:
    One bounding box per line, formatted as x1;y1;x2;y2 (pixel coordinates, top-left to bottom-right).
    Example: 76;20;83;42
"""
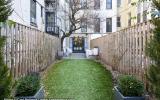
91;21;152;87
0;22;60;78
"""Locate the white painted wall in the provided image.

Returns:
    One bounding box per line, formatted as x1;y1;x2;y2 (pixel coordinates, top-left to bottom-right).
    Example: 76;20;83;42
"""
73;0;117;33
58;0;118;50
90;0;117;39
57;0;67;34
54;0;118;38
137;1;152;23
60;0;117;40
9;0;45;31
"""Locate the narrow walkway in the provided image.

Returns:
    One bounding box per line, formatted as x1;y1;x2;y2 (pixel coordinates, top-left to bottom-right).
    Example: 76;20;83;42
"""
63;53;86;59
43;59;113;100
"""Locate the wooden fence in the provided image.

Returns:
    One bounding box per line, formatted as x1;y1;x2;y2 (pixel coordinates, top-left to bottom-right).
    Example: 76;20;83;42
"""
91;21;153;83
0;23;61;78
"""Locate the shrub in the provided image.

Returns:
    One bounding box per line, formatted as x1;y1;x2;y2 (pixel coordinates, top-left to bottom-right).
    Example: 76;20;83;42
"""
0;0;13;22
0;36;12;99
15;73;40;96
147;65;160;98
118;75;144;96
145;0;160;99
0;0;13;99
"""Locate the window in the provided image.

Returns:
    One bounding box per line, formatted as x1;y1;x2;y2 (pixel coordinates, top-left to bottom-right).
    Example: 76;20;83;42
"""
117;17;121;27
128;12;131;26
137;13;141;23
46;12;55;33
41;6;43;18
30;0;36;25
81;18;87;32
84;38;88;48
94;18;100;32
143;10;147;22
106;18;112;32
117;0;121;7
106;0;112;9
94;0;100;9
81;0;87;9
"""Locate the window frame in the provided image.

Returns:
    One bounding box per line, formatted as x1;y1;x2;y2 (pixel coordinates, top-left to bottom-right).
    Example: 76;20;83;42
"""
94;18;100;32
117;17;121;27
46;12;56;33
30;0;37;26
106;18;112;32
106;0;112;9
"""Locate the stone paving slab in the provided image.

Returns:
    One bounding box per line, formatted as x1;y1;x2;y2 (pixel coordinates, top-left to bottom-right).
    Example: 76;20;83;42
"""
63;53;87;59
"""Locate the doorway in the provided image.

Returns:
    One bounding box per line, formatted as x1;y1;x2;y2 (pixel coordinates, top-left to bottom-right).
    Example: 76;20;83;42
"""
72;37;85;53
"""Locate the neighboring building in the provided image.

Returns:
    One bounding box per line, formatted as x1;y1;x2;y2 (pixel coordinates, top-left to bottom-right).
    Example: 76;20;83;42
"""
45;0;66;36
136;0;152;23
9;0;66;35
8;0;118;54
90;0;117;39
45;0;58;36
63;0;117;53
117;0;152;30
9;0;45;31
117;0;137;30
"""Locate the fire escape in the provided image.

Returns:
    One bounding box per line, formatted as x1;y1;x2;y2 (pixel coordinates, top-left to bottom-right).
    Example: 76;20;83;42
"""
45;0;59;36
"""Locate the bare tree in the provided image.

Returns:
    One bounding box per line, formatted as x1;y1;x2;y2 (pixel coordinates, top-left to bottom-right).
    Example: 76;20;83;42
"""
60;0;100;50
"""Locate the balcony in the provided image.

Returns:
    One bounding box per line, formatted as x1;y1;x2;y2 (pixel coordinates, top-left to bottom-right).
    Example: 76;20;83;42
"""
46;23;59;35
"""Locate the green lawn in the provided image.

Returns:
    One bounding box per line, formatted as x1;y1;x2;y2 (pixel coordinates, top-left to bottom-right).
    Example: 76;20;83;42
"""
42;59;113;100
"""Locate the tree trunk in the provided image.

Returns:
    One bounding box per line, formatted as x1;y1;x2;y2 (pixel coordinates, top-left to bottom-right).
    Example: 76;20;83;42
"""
61;36;65;51
61;31;73;51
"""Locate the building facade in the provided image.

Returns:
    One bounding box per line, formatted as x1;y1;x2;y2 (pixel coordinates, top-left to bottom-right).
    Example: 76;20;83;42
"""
9;0;45;31
117;0;152;30
45;0;67;37
9;0;66;35
63;0;117;53
8;0;118;54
